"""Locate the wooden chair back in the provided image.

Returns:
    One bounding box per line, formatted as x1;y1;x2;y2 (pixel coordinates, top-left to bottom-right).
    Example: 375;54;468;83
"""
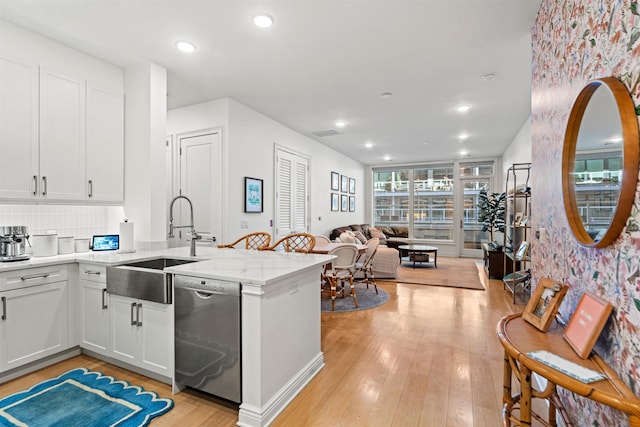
218;232;271;250
265;233;316;253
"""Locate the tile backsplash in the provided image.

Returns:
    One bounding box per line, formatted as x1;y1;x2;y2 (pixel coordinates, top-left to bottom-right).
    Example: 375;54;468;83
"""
0;204;125;239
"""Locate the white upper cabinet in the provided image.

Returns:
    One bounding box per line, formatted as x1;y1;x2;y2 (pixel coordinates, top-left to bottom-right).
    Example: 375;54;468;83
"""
39;68;87;200
0;22;124;203
86;84;124;202
0;57;39;199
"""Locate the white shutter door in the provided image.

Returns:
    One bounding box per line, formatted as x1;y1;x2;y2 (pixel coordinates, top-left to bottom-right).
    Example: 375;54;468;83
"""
275;148;309;239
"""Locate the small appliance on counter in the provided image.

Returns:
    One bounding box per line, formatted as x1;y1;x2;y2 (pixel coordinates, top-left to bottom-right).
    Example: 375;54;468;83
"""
0;226;31;262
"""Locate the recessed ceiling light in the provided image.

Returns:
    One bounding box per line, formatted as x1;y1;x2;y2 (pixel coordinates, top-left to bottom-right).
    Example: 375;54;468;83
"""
456;104;471;113
175;40;197;53
383;154;392;162
254;14;274;28
458;133;470;140
380;92;393;98
482;73;496;81
335;121;347;128
365;142;373;148
460;150;469;156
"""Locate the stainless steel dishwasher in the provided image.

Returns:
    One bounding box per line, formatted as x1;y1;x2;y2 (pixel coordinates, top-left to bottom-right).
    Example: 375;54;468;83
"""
174;275;241;403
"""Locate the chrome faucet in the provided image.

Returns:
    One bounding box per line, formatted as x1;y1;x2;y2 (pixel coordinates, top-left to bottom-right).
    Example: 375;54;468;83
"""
168;195;200;256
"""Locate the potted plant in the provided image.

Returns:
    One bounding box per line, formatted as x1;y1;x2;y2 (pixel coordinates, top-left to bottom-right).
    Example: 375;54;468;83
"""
479;189;506;244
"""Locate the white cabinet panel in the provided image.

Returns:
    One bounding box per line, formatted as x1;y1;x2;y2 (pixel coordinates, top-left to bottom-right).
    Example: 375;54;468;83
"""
80;279;110;355
86;84;124;202
0;57;39;199
109;294;171;377
0;281;68;372
39;69;86;200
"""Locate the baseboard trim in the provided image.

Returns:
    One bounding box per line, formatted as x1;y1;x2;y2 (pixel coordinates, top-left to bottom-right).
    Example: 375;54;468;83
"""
237;352;325;427
0;347;81;385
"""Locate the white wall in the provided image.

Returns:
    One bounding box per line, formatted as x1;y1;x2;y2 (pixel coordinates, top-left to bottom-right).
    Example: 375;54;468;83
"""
501;117;533;187
167;98;366;243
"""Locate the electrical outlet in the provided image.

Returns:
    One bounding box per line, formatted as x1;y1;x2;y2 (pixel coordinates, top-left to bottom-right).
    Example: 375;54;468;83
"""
241;220;248;229
539;227;546;242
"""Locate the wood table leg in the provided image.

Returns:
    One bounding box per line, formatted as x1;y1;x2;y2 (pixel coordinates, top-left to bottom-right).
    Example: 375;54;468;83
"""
520;364;533;426
503;350;513;407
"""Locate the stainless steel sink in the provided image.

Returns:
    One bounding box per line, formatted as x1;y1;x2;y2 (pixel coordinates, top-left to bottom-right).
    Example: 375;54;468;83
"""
106;257;198;304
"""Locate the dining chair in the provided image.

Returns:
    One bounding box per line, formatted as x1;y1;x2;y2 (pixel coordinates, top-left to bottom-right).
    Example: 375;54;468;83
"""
314;235;331;244
262;233;316;253
217;232;271;250
354;237;379;294
324;244;359;311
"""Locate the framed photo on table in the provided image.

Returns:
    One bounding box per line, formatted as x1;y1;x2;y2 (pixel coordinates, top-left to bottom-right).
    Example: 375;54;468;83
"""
244;177;263;213
522;278;567;331
331;172;339;191
563;292;614;359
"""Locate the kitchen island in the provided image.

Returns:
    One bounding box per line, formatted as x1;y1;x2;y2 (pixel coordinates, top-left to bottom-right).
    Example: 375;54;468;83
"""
0;246;332;427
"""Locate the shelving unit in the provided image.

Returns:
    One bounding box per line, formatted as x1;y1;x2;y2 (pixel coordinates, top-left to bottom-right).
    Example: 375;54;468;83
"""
503;163;532;303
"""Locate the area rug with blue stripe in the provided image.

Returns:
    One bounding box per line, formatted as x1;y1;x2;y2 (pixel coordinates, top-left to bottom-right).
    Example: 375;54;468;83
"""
0;368;173;427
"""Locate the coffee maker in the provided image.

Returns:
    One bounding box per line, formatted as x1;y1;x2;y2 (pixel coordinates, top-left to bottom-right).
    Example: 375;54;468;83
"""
0;226;31;262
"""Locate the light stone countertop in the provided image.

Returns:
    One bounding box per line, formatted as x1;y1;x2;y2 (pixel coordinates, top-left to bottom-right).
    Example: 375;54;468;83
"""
0;246;333;286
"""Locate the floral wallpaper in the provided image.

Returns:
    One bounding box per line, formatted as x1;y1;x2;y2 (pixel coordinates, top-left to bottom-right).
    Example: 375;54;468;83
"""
532;0;640;424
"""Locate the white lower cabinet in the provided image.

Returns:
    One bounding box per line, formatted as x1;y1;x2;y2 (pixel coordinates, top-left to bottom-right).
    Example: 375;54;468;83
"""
0;267;69;372
79;265;109;356
109;294;171;377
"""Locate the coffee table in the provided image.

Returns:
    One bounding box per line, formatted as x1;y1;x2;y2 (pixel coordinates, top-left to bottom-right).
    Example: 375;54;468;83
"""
398;244;438;268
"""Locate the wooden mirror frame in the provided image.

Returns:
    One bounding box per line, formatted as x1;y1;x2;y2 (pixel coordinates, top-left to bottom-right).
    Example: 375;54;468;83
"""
562;77;639;248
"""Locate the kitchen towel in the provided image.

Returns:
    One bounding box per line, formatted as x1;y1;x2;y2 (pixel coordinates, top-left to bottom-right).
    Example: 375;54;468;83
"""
119;220;135;253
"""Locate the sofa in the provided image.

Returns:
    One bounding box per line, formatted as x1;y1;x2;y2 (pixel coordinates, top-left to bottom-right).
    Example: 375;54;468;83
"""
329;224;400;279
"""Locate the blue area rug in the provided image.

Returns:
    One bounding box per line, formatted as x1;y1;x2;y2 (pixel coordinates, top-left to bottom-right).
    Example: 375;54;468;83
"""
0;368;173;427
321;282;390;312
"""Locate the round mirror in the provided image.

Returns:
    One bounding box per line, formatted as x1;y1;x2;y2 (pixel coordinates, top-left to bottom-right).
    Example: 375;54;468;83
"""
562;77;639;248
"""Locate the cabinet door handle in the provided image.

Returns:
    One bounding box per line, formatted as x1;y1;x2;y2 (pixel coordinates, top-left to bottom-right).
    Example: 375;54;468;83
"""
84;270;102;276
33;175;38;196
88;180;93;198
21;273;50;281
130;302;137;325
101;289;108;310
42;176;47;196
136;303;142;327
1;296;5;320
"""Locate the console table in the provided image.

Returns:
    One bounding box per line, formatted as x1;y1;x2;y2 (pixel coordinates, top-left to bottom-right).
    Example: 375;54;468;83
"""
497;313;640;426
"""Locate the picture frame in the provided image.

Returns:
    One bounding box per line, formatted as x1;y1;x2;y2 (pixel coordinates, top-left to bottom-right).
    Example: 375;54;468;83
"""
341;194;348;211
514;212;524;225
244;177;263;213
515;241;529;260
563;292;614;359
341;175;348;193
522;278;567;331
349;196;355;212
349;178;356;194
331;171;340;191
520;216;529;227
331;193;339;211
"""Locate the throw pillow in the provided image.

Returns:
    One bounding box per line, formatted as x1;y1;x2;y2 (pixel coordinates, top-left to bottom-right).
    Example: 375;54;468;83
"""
353;231;367;244
339;232;356;244
369;227;386;239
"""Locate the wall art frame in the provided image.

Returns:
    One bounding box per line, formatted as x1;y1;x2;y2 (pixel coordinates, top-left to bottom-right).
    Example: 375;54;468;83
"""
341;175;348;193
331;171;339;191
244;177;263;213
341;194;348;211
349;178;356;194
331;193;339;211
349;196;355;212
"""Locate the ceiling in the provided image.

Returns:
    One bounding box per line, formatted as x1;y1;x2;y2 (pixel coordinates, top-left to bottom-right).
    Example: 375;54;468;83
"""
0;0;541;166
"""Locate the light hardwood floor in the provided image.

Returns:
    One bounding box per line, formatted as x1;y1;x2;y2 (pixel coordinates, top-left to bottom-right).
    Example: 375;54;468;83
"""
0;261;530;426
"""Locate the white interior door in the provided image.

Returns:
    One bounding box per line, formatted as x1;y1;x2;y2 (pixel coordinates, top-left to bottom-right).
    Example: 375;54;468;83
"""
274;147;309;240
170;130;222;247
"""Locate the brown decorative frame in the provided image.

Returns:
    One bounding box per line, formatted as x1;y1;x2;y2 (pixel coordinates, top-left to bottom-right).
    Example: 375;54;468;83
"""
563;292;613;359
523;278;567;332
562;77;639;248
